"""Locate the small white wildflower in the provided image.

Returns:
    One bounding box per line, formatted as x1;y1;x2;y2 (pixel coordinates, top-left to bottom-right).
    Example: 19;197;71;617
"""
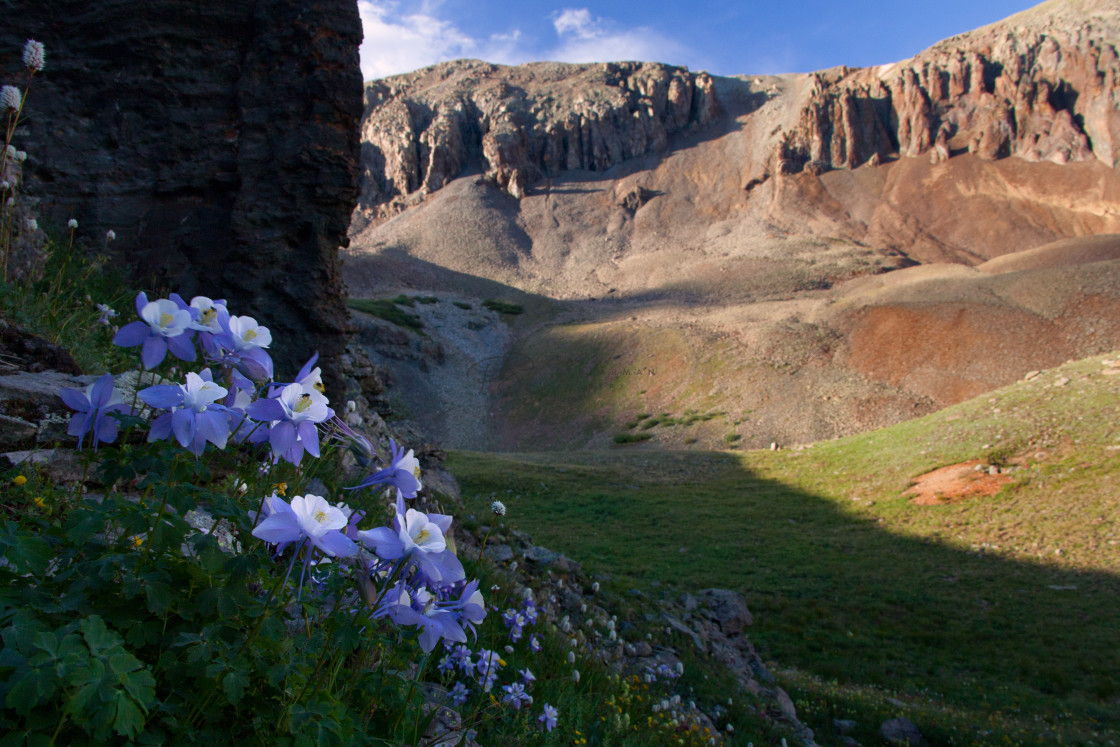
606;619;615;631
523;588;534;601
608;629;617;641
675;661;684;675
591;581;600;593
235;480;248;494
490;500;506;516
22;40;45;72
0;181;8;191
6;197;13;207
15;151;26;162
726;724;734;734
67;218;78;229
509;560;518;571
566;651;575;664
106;229;116;241
571;669;580;683
504;645;515;655
346;399;357;412
1;85;20;111
25;217;37;231
580;603;587;613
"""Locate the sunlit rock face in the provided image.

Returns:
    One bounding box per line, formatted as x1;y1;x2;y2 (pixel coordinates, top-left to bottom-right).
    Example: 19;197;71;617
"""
0;0;364;395
777;0;1120;173
353;59;721;227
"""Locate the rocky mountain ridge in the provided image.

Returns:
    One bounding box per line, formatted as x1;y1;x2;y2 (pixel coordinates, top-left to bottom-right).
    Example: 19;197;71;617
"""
354;60;720;228
777;0;1119;177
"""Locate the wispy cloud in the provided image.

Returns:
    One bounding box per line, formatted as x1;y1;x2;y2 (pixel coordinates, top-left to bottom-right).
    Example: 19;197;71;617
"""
549;7;690;66
357;2;694;80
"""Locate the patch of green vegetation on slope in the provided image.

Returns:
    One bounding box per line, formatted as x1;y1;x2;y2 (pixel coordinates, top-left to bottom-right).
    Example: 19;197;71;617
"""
449;353;1120;745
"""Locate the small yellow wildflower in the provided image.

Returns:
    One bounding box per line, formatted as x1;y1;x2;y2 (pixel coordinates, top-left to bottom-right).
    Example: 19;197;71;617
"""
132;536;144;548
13;475;27;486
273;482;287;496
33;496;45;508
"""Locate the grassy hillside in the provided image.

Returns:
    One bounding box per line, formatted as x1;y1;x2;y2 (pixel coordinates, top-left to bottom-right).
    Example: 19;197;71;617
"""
450;353;1120;744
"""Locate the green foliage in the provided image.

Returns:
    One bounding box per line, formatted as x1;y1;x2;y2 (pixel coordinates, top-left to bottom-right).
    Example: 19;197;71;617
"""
452;301;472;310
482;299;524;315
347;297;423;330
0;240;134;372
450;354;1120;746
612;432;652;445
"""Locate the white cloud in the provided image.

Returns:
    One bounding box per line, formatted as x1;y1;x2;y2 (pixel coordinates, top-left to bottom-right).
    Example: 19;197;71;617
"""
549;7;690;67
356;1;694;80
552;8;598;40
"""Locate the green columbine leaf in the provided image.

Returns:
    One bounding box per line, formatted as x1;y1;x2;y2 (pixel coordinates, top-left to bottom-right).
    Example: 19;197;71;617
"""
222;669;249;705
0;522;52;576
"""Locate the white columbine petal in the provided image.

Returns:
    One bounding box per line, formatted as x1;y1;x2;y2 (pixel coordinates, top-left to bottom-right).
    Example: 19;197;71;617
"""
140;299;191;338
291;494;347;539
227;315;271;350
180;372;227;412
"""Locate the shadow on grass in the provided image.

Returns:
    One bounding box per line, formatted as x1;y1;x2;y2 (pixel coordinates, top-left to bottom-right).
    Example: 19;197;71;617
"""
448;449;1120;744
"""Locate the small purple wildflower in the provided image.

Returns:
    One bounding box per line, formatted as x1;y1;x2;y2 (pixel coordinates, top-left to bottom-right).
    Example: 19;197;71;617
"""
501;682;531;710
347;438;422;500
448;681;469;707
58;373;129;450
538;703;558;732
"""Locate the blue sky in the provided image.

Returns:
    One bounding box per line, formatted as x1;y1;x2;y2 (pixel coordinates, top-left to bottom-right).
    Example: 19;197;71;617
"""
358;0;1040;80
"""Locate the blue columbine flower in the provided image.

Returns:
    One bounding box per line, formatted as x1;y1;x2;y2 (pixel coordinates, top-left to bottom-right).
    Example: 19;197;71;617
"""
448;681;469;707
501;682;532;710
214;314;273;381
347;439;422;503
246;381;330;465
251;493;358;559
139;370;230;456
112;292;196;369
58;373;130;450
538;703;558;732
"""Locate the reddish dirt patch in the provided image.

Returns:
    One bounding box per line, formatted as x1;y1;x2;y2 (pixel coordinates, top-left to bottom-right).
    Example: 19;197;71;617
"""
905;460;1012;505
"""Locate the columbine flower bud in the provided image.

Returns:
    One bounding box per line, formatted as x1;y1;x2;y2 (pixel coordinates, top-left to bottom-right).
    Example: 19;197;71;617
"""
591;581;600;593
1;86;20;111
566;651;575;664
15;151;26;162
68;218;78;229
106;230;116;241
571;669;580;683
491;500;506;516
22;40;45;72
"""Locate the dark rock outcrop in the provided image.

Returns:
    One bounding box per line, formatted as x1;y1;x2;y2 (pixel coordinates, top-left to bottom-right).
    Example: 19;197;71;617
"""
355;59;721;224
0;0;364;397
777;0;1119;173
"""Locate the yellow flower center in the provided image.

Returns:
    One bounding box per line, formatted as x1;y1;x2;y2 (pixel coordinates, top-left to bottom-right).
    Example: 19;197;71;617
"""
314;381;325;392
160;312;174;327
273;482;287;496
200;307;216;324
313;509;329;524
415;527;430;543
294;393;313;413
412;465;421;479
244;328;257;341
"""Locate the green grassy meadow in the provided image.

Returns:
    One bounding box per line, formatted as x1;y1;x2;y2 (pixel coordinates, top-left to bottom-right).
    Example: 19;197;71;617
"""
449;354;1120;745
